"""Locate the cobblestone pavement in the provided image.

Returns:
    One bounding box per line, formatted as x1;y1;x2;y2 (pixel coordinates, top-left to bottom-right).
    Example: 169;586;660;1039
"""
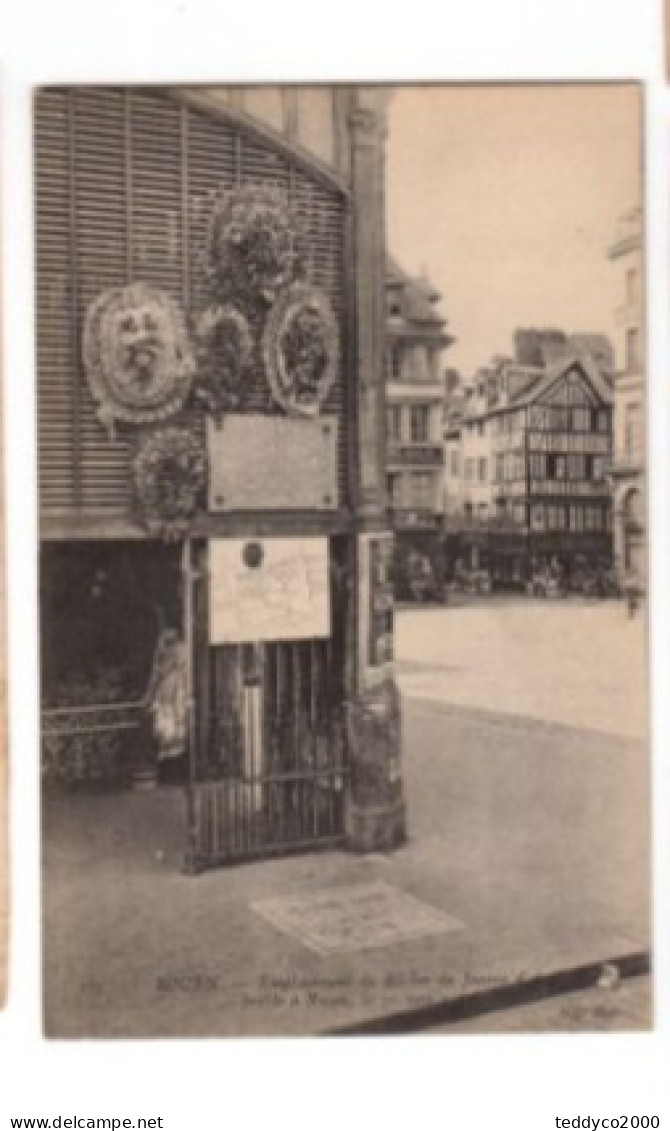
396;598;646;739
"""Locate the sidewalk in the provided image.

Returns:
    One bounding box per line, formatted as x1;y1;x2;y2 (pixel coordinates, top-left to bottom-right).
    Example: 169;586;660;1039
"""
43;693;650;1038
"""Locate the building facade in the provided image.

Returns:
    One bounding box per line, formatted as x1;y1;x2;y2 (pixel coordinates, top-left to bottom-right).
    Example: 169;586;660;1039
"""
607;207;645;584
384;259;453;597
36;85;406;868
443;343;614;588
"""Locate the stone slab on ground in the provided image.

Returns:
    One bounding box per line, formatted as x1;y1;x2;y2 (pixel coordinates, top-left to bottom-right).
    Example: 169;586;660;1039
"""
250;880;465;955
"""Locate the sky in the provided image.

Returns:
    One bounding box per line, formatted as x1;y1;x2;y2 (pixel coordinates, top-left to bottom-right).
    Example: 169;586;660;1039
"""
385;84;641;378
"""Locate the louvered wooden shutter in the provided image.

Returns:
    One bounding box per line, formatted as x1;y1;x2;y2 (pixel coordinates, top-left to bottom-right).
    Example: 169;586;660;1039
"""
35;89;76;513
35;87;349;527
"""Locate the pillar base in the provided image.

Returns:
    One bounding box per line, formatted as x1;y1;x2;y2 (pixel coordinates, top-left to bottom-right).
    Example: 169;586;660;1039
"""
345;797;406;853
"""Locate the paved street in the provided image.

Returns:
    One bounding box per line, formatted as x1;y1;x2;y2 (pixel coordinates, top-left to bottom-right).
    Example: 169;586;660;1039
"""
396;598;647;739
427;974;651;1034
42;598;650;1036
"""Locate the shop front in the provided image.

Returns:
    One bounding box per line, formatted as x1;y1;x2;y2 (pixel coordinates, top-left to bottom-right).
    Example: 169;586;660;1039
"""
443;527;614;595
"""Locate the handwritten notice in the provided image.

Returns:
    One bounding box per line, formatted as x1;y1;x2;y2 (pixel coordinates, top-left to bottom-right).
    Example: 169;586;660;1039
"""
209;537;330;643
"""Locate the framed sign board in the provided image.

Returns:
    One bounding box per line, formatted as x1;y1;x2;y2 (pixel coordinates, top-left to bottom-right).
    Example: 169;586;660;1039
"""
209;536;330;644
207;415;339;512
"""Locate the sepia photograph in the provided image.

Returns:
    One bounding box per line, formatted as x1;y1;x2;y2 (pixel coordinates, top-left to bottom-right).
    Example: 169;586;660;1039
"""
36;82;649;1038
0;262;6;1010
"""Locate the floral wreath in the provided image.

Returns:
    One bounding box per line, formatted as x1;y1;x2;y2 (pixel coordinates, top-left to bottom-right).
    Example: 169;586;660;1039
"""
133;426;206;540
262;282;339;416
83;282;195;438
193;304;254;415
203;185;308;307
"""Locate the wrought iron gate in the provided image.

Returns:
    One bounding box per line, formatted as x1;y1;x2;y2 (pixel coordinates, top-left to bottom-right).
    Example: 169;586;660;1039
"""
187;541;350;868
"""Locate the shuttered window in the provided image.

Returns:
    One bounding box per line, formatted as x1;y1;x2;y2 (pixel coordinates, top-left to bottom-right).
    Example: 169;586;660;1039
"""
35;86;348;522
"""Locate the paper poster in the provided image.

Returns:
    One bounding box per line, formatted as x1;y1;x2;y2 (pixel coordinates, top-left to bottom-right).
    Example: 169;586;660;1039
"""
209;537;330;643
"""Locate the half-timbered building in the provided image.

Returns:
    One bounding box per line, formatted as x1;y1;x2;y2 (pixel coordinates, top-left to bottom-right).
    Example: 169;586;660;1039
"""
444;349;614;587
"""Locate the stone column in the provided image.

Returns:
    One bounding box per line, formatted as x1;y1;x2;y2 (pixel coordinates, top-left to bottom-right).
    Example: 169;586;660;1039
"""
345;89;406;852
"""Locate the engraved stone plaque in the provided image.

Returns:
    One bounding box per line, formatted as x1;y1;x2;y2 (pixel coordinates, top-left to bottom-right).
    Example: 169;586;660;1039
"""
207;414;339;512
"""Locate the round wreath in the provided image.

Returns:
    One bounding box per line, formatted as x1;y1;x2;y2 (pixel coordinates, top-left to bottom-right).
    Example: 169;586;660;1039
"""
83;282;195;438
204;185;308;306
193;304;254;415
133;427;206;540
262;282;339;416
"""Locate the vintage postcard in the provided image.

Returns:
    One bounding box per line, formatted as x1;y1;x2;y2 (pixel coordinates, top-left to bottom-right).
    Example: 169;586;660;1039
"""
1;253;7;1011
36;83;648;1037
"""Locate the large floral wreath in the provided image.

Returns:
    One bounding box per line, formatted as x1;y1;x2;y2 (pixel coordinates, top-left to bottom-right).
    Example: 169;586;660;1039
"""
203;185;308;306
262;282;339;416
83;282;195;437
133;426;206;540
192;303;254;415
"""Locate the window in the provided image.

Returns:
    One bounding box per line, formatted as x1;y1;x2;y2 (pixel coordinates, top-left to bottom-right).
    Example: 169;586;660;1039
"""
530;504;545;531
547;506;566;531
569;505;584;532
478;457;487;483
572;407;590;432
411;471;434;510
477;420;485;437
548;455;567;480
567;454;585;480
465;458;474;483
596;410;609;433
450;450;460;476
495;453;504;483
626;327;641;373
410;404;430;443
506;453;525;482
592;456;606;482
